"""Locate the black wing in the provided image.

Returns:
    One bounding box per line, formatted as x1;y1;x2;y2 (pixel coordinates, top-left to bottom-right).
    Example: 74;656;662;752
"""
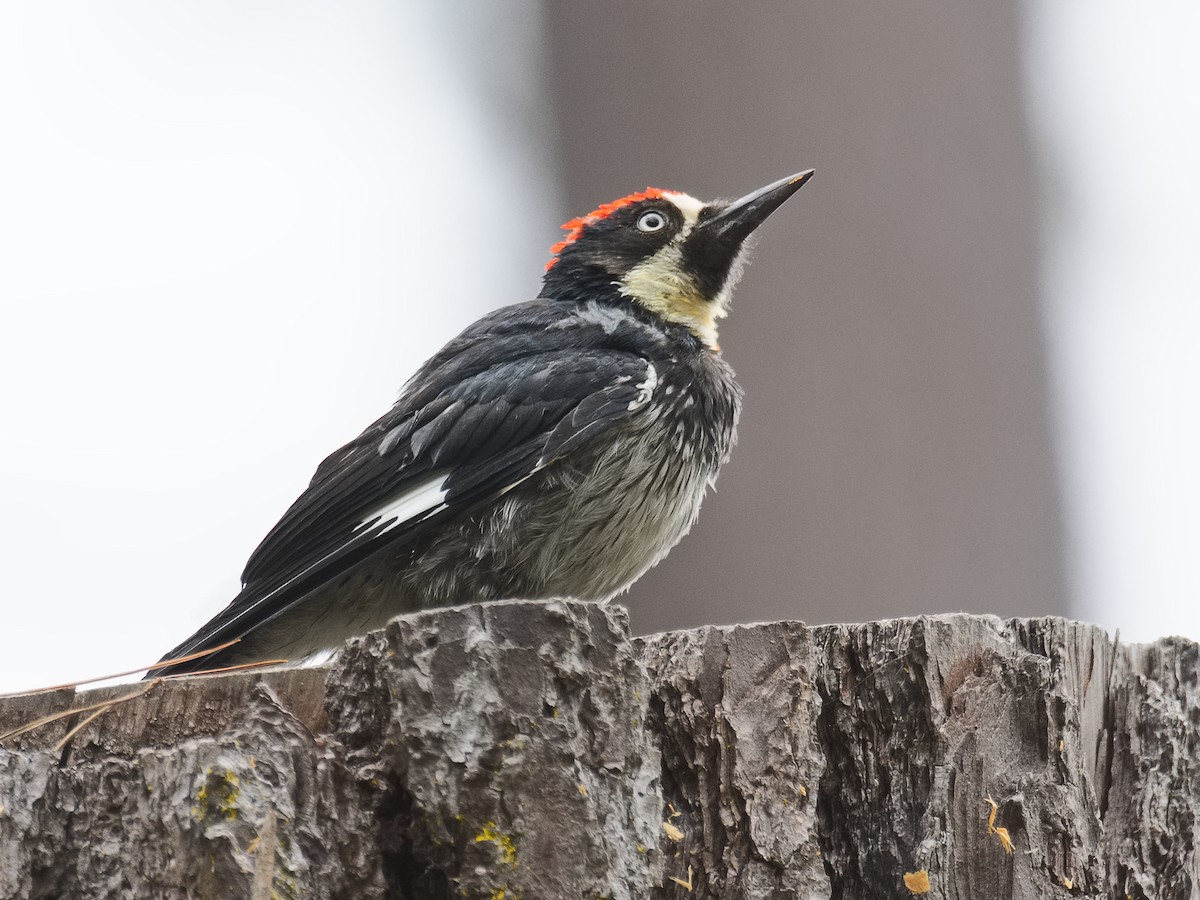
151;300;659;674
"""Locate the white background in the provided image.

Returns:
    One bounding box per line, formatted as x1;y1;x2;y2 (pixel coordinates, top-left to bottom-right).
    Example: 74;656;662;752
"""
1023;1;1200;642
0;2;557;690
1;2;1197;692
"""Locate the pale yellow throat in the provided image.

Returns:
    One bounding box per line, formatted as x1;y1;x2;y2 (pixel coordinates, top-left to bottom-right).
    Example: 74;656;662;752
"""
618;190;726;351
618;246;724;351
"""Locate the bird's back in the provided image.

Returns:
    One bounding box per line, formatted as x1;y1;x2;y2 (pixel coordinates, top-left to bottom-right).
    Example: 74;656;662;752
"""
151;298;739;674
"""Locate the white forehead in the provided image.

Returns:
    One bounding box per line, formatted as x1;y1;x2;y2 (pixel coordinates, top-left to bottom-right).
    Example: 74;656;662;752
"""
662;191;705;224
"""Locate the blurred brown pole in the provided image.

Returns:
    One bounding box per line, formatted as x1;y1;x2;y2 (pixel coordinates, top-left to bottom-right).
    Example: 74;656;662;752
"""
543;2;1064;632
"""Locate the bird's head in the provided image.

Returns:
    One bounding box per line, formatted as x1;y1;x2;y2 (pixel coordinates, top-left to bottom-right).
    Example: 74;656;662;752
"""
541;170;813;349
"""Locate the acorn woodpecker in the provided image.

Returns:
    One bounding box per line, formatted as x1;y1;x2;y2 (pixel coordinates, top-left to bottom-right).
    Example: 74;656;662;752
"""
149;170;813;676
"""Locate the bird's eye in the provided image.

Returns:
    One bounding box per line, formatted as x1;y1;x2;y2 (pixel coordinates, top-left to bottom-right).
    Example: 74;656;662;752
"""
636;210;668;233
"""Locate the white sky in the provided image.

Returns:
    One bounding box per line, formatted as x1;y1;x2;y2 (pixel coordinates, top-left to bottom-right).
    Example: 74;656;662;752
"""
2;3;1197;693
1023;2;1200;640
0;2;556;690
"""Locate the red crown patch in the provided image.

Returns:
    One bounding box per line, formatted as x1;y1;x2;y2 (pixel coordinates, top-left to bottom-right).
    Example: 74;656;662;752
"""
545;188;668;270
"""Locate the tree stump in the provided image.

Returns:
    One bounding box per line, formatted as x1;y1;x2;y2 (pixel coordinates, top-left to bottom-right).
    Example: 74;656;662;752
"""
0;601;1195;898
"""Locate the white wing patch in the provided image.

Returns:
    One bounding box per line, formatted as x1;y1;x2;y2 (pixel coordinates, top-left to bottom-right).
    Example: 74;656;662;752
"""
295;647;339;668
359;474;448;534
630;362;658;411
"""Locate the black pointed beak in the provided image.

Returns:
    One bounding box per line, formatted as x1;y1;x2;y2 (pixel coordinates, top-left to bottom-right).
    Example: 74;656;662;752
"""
682;170;813;300
704;169;815;245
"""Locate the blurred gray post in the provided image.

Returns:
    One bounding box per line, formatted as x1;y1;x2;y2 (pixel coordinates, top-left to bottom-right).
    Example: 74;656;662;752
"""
544;3;1063;632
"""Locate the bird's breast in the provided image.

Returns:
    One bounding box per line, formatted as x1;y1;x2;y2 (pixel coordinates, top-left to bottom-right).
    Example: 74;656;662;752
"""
516;352;741;600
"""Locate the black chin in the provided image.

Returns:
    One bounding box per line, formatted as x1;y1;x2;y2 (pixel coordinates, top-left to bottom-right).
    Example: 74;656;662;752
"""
683;170;814;299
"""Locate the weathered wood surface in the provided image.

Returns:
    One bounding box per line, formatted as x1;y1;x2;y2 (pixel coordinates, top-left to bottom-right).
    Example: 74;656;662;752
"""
0;602;1195;899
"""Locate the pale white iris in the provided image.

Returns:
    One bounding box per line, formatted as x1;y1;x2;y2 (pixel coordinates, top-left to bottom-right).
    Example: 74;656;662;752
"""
636;210;668;232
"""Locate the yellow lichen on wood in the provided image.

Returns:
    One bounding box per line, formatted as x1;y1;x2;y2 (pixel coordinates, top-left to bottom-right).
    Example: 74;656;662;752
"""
474;821;518;867
193;768;241;822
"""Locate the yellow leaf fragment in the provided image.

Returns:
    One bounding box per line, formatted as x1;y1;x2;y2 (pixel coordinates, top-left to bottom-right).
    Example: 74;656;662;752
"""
669;865;694;891
662;820;684;842
984;796;1014;853
903;870;931;894
1062;876;1074;889
577;784;588;797
984;796;998;830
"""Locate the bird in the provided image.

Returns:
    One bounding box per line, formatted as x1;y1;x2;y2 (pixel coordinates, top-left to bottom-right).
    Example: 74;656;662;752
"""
149;170;813;677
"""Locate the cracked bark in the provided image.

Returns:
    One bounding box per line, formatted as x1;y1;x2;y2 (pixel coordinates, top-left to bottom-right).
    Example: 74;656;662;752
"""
0;602;1196;899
